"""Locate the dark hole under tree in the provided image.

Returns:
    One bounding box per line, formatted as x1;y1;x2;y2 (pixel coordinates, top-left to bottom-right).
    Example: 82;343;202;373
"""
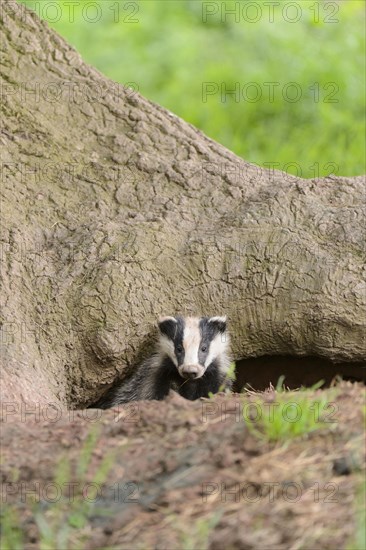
233;355;366;392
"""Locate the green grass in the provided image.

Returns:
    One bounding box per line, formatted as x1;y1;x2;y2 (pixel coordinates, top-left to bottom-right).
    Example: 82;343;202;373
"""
244;387;336;441
0;426;117;550
174;511;222;550
0;507;24;550
18;0;365;177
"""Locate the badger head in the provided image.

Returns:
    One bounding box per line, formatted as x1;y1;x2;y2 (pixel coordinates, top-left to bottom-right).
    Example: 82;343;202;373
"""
157;316;229;380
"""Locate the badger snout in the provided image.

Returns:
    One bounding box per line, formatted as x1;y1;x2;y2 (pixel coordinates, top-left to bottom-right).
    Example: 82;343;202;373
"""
179;364;205;380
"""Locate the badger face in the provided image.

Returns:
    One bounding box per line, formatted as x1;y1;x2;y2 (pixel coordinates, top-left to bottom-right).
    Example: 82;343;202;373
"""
158;316;228;380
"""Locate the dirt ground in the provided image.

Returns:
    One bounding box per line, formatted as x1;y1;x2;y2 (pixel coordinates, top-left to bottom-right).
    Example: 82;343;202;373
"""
1;382;365;550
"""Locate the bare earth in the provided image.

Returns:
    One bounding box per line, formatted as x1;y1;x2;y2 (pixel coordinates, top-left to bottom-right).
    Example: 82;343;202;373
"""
1;382;365;550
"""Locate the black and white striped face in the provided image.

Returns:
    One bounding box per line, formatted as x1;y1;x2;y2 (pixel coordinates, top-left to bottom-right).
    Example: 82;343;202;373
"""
158;316;228;380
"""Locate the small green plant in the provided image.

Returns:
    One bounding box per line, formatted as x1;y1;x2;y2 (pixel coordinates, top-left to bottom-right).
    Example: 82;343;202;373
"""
227;361;236;382
244;390;334;442
0;506;24;550
275;375;287;392
208;362;236;397
220;361;236;392
179;511;222;550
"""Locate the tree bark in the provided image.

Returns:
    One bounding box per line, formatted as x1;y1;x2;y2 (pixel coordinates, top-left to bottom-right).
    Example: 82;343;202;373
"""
1;0;365;408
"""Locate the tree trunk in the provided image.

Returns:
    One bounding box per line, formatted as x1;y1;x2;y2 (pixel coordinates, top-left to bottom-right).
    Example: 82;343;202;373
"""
1;0;365;408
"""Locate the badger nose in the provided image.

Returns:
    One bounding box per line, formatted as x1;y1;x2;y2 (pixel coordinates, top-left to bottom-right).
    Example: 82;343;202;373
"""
181;365;200;379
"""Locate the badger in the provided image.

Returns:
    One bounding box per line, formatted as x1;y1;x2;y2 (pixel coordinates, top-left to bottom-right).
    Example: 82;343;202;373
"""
93;315;232;408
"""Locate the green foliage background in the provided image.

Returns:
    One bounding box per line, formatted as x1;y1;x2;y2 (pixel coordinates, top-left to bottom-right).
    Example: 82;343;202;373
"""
20;0;365;177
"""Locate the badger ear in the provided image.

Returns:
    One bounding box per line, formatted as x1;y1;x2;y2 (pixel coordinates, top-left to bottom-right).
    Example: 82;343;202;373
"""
158;316;178;339
208;316;227;333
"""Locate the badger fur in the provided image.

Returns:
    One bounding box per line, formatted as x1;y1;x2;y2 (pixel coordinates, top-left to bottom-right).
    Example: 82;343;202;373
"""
94;315;232;408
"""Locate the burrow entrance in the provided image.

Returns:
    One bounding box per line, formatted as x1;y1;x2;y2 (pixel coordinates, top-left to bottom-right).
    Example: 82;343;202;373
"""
233;355;366;392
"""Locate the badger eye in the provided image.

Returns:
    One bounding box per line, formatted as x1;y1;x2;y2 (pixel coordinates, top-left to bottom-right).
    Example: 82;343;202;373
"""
201;345;207;352
176;345;183;353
